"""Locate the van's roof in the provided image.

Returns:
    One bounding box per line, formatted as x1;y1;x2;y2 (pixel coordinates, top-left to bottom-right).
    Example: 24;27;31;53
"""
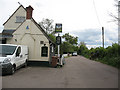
0;44;18;46
0;44;27;47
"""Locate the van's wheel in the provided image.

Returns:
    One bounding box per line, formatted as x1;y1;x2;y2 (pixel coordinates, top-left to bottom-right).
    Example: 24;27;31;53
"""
10;66;15;75
63;62;65;65
60;65;63;67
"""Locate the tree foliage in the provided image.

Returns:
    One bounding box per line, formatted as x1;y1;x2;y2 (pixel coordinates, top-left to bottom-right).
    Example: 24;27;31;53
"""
48;34;56;43
78;42;89;57
79;41;86;46
109;0;119;23
60;33;78;54
61;42;74;54
62;33;78;45
39;18;55;34
78;43;120;68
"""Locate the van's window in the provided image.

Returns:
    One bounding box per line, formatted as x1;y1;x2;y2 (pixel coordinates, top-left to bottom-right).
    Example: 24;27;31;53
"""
16;47;21;56
41;46;48;57
0;45;17;55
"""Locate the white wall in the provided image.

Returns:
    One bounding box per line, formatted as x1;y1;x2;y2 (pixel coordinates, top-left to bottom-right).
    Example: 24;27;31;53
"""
7;19;50;61
4;6;26;30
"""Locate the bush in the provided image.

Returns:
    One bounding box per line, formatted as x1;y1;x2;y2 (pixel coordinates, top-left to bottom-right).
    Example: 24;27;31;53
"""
78;43;120;68
78;44;88;56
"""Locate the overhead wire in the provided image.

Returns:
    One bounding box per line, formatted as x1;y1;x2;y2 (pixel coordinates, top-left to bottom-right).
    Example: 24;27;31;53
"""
93;0;105;48
93;0;102;27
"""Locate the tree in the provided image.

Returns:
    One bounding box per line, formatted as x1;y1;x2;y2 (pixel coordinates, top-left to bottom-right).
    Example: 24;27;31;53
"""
62;33;78;45
61;42;74;54
78;43;88;56
48;34;56;43
109;0;119;23
78;41;86;47
61;33;78;54
39;18;55;34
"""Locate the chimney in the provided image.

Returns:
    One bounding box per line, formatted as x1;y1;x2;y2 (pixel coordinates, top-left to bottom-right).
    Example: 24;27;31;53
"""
26;5;34;19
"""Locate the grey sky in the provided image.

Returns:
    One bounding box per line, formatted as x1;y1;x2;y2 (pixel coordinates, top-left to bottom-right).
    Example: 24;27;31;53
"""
0;0;118;48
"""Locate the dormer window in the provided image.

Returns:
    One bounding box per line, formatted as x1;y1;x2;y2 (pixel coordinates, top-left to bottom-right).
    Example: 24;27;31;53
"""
16;16;25;23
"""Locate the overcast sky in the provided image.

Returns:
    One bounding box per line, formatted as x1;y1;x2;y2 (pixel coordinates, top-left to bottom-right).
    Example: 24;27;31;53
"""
0;0;118;48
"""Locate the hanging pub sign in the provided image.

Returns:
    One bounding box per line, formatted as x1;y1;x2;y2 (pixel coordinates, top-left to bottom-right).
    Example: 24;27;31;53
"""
55;23;62;33
56;36;61;45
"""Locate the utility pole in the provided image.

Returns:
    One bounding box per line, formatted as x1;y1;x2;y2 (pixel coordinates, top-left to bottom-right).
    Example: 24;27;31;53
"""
102;27;104;48
118;1;120;45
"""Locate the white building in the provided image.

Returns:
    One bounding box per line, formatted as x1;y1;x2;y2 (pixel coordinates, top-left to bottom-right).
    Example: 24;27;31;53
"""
0;5;55;63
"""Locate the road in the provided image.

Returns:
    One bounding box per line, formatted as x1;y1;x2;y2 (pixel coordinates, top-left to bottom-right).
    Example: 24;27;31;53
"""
2;56;118;88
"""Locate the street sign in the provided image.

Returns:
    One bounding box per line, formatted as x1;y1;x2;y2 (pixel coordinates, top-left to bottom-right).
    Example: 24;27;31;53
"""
56;36;61;45
55;23;62;33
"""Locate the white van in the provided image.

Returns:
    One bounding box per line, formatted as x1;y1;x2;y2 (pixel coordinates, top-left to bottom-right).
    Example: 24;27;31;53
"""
0;44;28;75
72;52;78;56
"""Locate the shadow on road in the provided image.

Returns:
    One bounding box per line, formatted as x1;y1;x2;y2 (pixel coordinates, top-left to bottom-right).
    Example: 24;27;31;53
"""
27;61;50;67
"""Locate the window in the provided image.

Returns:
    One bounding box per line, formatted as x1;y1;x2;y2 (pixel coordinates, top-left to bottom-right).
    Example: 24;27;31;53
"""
0;45;17;55
52;46;54;52
40;41;44;44
41;46;48;57
16;16;25;23
15;39;17;42
2;38;6;44
16;47;21;57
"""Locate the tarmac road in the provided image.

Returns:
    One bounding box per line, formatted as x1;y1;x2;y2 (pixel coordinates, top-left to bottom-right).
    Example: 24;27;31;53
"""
2;56;118;88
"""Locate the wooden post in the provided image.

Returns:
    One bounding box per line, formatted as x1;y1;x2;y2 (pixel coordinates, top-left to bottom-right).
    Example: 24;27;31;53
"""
102;27;104;48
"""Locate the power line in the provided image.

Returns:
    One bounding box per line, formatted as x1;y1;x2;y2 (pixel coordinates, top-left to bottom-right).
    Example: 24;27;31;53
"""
93;0;105;48
93;0;102;27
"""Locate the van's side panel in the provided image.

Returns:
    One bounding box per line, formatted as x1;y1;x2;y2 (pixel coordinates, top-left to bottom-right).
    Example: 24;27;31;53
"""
20;46;28;65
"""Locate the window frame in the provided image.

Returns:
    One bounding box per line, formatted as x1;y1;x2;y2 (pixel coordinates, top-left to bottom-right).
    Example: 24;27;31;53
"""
16;46;21;57
16;16;25;23
41;46;48;57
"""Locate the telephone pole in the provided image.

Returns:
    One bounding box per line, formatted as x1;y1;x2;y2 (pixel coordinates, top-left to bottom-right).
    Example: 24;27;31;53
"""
102;27;104;48
118;1;120;45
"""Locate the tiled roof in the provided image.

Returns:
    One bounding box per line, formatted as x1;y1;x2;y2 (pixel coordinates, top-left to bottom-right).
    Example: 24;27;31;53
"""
0;34;13;38
0;30;16;38
2;30;16;34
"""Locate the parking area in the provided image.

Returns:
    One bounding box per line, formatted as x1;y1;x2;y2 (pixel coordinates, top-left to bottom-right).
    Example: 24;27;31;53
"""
2;63;66;88
2;56;118;88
